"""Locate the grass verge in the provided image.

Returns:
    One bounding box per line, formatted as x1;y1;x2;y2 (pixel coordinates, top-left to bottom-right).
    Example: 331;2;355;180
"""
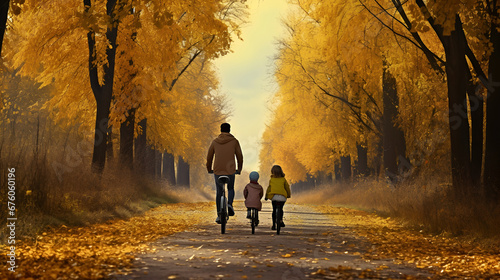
293;178;500;238
0;156;212;244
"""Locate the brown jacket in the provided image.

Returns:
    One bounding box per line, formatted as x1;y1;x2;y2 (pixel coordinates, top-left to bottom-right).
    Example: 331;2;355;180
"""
244;182;264;210
206;133;243;175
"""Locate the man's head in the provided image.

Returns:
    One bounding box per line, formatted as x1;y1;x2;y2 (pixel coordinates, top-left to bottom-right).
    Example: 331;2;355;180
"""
221;123;231;133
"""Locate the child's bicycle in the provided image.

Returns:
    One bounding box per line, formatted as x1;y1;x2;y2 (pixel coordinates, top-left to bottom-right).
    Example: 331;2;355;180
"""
248;208;258;234
274;201;285;235
217;176;230;234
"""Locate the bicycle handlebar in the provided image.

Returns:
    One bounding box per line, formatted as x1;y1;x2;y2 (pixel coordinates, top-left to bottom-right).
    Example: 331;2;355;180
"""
208;170;241;175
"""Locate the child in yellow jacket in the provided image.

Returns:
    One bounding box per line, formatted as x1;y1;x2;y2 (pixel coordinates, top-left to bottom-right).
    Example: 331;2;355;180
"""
265;165;291;230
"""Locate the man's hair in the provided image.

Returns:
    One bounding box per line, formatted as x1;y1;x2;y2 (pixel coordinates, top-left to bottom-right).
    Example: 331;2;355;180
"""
221;123;231;133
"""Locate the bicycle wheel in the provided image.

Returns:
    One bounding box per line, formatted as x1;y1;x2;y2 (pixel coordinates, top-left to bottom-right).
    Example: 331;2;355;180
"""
251;209;256;234
220;196;227;234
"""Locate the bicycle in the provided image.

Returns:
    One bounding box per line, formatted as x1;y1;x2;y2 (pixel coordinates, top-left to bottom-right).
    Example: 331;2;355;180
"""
217;175;230;234
273;201;285;235
249;207;258;234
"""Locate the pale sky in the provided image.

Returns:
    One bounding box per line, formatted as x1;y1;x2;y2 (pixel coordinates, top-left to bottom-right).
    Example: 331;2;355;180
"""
214;0;290;173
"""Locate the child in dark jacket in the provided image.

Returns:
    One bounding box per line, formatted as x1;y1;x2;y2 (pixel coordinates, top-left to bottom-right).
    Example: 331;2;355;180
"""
243;171;264;225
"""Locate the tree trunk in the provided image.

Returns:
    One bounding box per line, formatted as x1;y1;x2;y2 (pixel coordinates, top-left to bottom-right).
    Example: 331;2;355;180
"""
162;152;176;186
91;104;111;173
323;172;333;184
145;144;156;177
316;170;330;185
340;155;351;181
117;6;139;170
86;0;119;173
484;17;500;200
177;156;190;187
372;139;383;178
383;61;407;182
106;126;114;161
291;181;304;192
155;149;162;178
303;173;314;189
334;161;341;182
0;0;9;55
134;118;147;173
442;16;472;195
119;109;135;169
466;68;483;189
356;144;368;177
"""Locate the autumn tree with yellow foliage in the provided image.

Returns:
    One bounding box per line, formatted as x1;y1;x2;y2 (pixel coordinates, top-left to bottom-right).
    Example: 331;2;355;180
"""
261;0;492;197
262;0;416;184
8;0;246;181
358;0;500;198
262;0;500;206
0;0;247;220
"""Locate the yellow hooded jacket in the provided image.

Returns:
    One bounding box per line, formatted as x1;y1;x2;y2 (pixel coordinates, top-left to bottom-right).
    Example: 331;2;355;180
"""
266;177;291;200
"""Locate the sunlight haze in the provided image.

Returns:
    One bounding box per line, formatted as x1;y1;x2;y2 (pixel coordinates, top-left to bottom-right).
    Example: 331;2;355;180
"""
214;0;291;174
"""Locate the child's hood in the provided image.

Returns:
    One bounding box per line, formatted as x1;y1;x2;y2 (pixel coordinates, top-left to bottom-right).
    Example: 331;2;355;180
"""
247;182;263;190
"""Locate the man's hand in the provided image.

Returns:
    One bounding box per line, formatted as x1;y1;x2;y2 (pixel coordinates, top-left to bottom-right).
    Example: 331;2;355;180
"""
235;170;241;175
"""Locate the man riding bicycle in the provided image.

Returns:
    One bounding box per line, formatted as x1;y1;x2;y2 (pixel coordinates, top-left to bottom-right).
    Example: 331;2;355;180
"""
206;123;243;224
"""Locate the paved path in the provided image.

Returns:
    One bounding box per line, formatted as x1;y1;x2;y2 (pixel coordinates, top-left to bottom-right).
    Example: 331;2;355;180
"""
113;202;431;279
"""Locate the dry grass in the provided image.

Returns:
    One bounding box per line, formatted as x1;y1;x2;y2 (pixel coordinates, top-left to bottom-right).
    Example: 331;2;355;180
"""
0;148;211;243
292;178;500;238
0;75;216;244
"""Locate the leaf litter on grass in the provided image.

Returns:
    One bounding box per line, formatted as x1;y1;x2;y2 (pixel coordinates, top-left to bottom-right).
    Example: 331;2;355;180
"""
0;202;212;279
314;205;500;279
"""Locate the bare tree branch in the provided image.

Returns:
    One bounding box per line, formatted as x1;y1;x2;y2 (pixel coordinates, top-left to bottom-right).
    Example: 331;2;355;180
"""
359;0;445;73
390;0;445;73
297;0;321;24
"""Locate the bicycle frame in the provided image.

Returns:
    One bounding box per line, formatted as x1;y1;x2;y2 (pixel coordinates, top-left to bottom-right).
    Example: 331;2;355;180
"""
250;208;257;234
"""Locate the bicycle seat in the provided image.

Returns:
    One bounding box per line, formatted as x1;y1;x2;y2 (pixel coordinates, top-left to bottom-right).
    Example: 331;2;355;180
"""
217;176;230;184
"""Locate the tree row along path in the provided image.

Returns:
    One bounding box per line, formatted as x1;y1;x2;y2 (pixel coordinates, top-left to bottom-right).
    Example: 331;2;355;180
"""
2;201;499;279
